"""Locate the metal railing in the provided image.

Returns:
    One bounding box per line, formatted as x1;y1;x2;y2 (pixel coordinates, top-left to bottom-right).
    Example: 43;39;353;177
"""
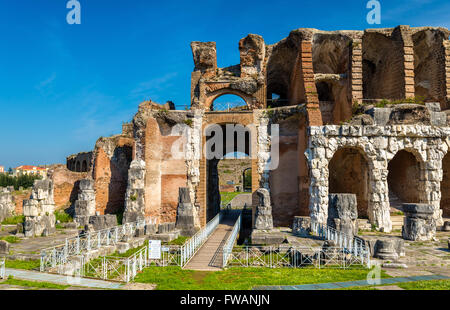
225;245;369;269
0;258;5;279
72;245;149;283
40;219;152;272
310;220;370;266
222;211;242;267
179;212;222;267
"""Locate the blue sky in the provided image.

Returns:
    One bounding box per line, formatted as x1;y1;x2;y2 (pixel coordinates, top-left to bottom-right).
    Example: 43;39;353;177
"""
0;0;449;169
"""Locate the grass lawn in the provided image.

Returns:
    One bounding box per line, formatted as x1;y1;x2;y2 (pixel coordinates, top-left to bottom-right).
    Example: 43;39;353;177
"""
1;215;24;225
134;266;383;290
5;259;41;271
0;276;70;290
220;192;244;207
0;235;21;243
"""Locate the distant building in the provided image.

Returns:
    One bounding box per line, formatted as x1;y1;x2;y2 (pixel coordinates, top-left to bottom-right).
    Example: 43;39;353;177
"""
13;165;48;178
0;166;4;173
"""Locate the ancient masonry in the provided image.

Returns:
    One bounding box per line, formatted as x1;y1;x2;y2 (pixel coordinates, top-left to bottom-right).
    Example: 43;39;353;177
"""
44;26;450;239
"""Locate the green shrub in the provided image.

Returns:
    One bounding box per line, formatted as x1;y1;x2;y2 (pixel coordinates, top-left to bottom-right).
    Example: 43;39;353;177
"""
1;215;24;225
0;235;20;243
54;210;73;223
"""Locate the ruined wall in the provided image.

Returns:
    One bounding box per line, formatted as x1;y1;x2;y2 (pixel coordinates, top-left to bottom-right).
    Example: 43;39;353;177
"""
307;125;449;232
67;152;93;172
412;28;450;106
363;28;407;100
440;151;450;217
48;164;87;208
93;135;133;215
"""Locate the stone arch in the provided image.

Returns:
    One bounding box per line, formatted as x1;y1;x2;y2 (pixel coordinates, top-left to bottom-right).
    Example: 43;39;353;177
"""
81;160;88;172
204;88;253;111
242;167;252;192
328;146;372;219
387;149;426;208
204;122;252;221
76;161;81;172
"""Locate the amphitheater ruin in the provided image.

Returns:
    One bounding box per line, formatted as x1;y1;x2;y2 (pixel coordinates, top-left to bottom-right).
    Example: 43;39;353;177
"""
1;25;450;280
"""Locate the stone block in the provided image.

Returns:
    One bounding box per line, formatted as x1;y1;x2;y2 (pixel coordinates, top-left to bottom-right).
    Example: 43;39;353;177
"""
88;215;117;231
292;216;311;237
0;240;9;255
250;231;285;245
373;240;400;260
253;188;273;231
366;108;390;126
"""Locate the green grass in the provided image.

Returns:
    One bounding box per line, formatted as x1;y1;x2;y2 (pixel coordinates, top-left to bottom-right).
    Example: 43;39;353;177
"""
1;276;70;290
1;215;24;225
5;259;41;271
0;235;21;243
166;236;189;245
134;266;383;290
220;192;244;207
54;210;73;223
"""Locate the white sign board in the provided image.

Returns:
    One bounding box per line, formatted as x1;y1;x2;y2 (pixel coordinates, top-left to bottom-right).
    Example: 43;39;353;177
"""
149;240;162;259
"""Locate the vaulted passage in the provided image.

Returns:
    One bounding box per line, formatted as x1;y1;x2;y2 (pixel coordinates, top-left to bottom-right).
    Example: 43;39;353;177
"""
387;150;424;208
205;123;251;221
441;152;450;217
328;148;370;218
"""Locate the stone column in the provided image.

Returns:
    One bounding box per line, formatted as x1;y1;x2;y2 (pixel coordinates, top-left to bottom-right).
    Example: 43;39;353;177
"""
0;187;15;223
175;187;199;236
402;203;436;241
23;180;56;237
425;146;444;226
123;159;146;223
369;167;392;232
73;179;96;226
253;188;273;231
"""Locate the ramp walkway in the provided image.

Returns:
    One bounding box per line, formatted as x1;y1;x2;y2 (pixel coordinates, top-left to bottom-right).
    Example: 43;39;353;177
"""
4;268;124;289
184;213;239;271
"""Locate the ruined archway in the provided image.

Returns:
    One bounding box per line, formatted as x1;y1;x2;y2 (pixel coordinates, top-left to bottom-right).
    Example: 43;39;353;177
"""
210;94;248;112
81;160;87;172
440;151;450;217
76;161;81;172
242;167;252;192
328;147;370;218
387;150;425;209
205;123;251;221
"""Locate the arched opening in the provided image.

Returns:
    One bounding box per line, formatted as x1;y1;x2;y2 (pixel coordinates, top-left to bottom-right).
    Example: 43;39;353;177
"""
210;94;248;112
81;160;88;172
440;152;450;218
205;123;251;221
329;147;370;218
105;145;133;215
242;167;252;192
75;161;81;172
312;33;352;124
387;150;425;210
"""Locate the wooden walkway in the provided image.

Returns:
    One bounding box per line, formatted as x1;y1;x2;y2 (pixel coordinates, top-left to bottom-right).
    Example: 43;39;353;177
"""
184;216;237;271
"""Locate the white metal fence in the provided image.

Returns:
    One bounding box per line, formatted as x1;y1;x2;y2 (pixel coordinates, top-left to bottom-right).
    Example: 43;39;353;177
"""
40;219;152;272
222;211;242;267
0;258;5;279
81;246;149;282
310;220;369;264
225;245;369;268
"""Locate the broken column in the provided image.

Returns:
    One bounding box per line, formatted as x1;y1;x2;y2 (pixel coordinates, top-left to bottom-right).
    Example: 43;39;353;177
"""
73;179;96;227
123;159;146;223
402;203;436;241
175;187;198;236
327;194;358;238
23;180;56;237
0;187;15;223
253;188;273;231
251;188;284;245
